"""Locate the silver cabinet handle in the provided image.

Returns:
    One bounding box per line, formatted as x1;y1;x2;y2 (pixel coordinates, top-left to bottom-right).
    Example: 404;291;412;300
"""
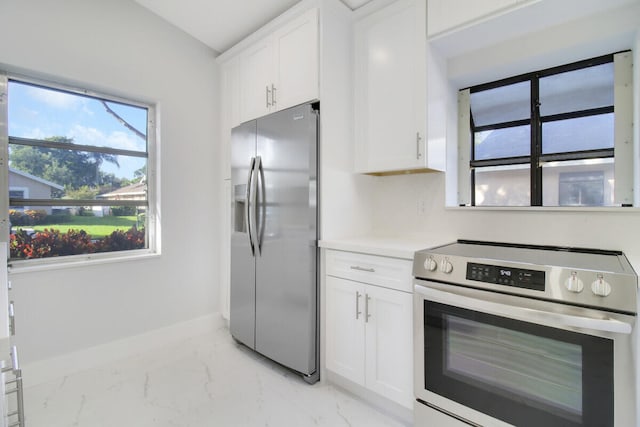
355;291;362;319
8;301;15;336
266;85;272;107
271;84;277;106
350;266;375;273
365;294;371;323
416;132;422;159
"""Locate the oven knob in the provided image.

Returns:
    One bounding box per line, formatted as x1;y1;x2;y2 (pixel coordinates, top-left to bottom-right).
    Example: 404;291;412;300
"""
424;257;437;272
440;259;453;274
564;272;584;293
591;274;611;297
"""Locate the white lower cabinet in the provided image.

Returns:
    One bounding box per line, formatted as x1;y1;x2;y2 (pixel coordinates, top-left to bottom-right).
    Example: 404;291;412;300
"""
326;277;366;384
325;250;413;409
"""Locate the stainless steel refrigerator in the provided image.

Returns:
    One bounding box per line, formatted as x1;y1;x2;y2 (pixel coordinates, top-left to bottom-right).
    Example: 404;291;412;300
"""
230;102;319;384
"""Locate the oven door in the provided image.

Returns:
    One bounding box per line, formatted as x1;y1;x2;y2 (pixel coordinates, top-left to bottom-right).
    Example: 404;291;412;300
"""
413;280;636;427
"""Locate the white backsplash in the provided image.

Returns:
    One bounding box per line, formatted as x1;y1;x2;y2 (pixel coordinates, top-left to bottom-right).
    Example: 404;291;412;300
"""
369;172;640;270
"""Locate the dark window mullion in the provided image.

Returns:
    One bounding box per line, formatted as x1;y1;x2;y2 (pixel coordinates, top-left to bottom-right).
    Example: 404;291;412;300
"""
470;156;531;168
539;148;614;163
541;106;614;124
537;53;614;78
473;118;531;133
531;76;542;206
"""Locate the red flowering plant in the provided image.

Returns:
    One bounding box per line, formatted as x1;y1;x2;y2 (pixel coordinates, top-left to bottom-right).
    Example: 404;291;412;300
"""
9;226;145;259
95;226;146;253
10;228;95;259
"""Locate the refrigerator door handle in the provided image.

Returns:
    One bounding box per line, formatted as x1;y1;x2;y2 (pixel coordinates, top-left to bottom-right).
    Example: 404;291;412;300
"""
245;156;256;256
255;155;265;255
249;156;260;256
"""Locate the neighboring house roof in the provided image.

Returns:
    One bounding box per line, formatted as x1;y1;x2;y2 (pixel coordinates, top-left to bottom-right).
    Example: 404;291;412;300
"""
9;168;64;190
97;181;146;199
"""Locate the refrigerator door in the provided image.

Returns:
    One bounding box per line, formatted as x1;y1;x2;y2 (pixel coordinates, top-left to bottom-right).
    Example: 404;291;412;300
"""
230;120;257;349
255;103;318;375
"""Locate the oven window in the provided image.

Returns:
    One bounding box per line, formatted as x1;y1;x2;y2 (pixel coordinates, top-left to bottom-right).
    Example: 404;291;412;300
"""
446;315;582;415
425;302;613;427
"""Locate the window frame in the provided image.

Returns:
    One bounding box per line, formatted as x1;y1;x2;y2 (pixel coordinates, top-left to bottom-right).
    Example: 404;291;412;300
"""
458;51;633;208
0;71;159;268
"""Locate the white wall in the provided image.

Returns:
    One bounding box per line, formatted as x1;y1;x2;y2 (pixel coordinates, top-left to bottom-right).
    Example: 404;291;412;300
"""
367;2;640;269
0;0;220;363
319;0;376;240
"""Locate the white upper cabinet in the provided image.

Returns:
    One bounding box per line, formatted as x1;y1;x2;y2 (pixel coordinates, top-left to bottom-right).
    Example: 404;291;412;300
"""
272;8;319;112
354;0;443;174
239;39;273;122
239;8;319;123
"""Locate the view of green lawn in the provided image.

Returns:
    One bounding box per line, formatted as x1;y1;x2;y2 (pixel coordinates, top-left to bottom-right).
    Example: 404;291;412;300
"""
31;215;139;239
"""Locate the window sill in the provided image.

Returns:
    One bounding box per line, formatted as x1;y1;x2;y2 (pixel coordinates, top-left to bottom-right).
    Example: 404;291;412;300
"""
446;206;640;213
8;249;161;275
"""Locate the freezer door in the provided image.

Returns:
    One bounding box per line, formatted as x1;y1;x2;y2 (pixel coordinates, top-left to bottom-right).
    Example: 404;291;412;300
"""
255;103;318;375
230;120;257;349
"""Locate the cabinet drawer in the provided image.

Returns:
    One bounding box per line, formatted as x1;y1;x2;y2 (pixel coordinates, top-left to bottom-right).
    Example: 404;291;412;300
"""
326;250;412;293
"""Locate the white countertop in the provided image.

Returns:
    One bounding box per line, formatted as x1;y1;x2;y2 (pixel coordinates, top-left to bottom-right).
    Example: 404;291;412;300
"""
319;236;448;260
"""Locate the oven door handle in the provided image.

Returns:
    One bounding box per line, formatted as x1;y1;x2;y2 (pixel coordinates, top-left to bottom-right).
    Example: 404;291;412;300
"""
415;284;633;335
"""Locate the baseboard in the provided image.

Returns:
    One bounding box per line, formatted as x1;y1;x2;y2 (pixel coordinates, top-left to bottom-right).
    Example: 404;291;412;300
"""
326;371;414;426
22;313;223;387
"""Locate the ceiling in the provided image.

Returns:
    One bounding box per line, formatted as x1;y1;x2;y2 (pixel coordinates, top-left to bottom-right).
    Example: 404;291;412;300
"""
134;0;372;55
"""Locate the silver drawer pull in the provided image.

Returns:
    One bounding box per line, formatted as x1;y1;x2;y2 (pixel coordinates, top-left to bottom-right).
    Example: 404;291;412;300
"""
355;291;362;320
350;266;375;273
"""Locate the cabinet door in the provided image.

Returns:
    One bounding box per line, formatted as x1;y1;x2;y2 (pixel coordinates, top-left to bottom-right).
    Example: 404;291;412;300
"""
354;0;428;174
427;0;519;36
364;285;413;408
239;39;274;123
325;276;366;386
273;8;319;111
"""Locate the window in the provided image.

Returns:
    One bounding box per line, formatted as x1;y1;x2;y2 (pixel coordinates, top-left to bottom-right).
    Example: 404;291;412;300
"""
457;52;633;207
0;73;156;261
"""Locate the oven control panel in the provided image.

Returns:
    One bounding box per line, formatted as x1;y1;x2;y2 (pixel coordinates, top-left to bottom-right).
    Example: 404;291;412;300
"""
466;263;545;291
413;241;638;314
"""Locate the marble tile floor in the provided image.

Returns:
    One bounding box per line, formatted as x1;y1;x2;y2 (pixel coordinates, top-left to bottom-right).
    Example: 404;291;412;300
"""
23;324;409;427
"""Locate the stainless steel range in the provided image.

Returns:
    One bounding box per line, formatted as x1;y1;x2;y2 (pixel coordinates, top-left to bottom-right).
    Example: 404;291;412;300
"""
412;240;638;427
